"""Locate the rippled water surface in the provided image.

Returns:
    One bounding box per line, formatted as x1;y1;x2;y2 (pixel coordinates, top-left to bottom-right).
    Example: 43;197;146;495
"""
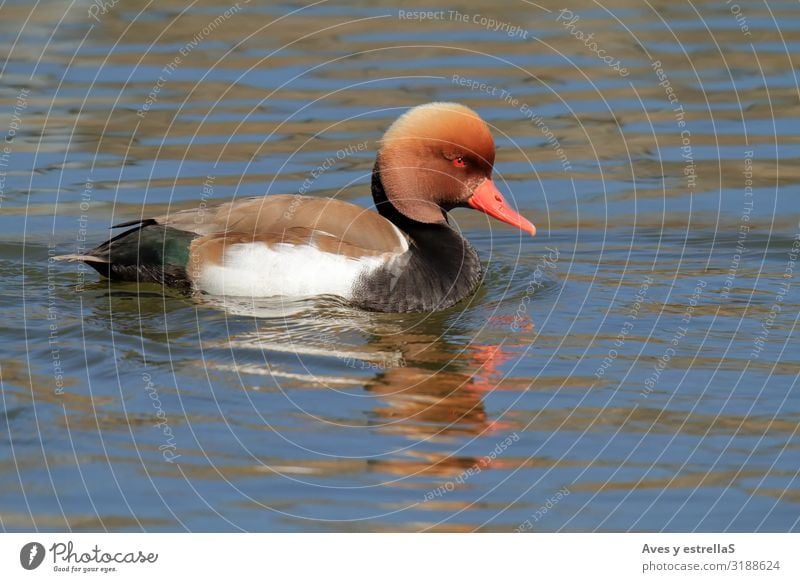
2;0;799;531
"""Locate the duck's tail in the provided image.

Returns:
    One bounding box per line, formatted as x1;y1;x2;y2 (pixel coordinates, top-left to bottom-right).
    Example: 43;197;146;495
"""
52;253;109;263
53;221;196;290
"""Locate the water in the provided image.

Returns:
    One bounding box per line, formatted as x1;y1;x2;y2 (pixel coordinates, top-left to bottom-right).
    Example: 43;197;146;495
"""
1;0;799;532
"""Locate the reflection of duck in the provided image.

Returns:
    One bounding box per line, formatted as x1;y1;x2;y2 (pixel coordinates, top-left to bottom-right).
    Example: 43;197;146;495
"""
367;367;489;438
57;103;535;313
362;331;515;440
361;340;518;489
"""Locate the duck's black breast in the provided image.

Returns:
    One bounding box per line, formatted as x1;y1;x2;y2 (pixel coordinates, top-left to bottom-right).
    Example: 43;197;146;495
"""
351;222;482;313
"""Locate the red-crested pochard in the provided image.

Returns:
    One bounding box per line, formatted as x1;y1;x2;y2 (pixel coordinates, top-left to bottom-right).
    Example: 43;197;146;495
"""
57;103;536;312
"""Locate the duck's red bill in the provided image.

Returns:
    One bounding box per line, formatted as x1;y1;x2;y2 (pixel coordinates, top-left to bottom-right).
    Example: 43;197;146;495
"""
467;179;536;236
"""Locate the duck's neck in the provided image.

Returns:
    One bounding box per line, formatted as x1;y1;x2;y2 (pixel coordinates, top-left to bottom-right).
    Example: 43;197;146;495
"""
354;167;482;312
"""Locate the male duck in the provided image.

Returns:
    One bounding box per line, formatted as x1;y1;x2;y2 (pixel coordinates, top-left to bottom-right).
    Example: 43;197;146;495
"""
58;103;536;312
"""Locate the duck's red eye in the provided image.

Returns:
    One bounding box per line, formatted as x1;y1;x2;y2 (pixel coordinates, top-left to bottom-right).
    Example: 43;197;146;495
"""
452;156;466;168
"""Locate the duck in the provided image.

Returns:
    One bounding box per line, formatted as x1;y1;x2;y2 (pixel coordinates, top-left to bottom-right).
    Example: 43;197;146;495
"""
57;102;536;313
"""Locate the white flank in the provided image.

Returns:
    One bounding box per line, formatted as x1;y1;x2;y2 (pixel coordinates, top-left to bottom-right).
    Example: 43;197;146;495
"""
194;242;388;299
